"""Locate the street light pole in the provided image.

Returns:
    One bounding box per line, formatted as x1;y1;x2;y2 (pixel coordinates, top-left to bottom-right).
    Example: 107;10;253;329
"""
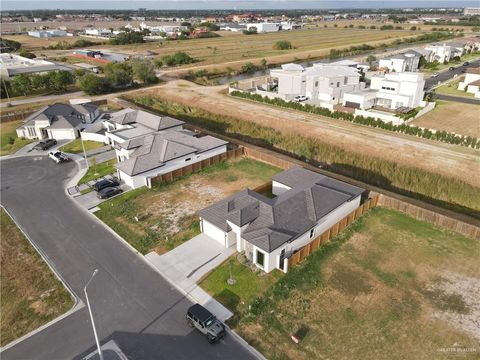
84;269;104;360
80;135;89;170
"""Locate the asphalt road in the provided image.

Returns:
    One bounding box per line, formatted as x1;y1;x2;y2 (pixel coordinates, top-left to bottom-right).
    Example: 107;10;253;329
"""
435;94;480;104
0;156;257;360
424;58;480;91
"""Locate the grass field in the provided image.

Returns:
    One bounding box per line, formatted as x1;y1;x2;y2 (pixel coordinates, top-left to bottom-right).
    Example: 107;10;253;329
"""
0;120;33;156
96;158;280;254
78;158;117;185
219;207;480;360
59;139;105;154
3;35;98;50
412;100;480;138
0;209;74;346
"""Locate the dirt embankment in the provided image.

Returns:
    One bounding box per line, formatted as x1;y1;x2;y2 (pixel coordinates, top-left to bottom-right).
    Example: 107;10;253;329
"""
138;80;480;188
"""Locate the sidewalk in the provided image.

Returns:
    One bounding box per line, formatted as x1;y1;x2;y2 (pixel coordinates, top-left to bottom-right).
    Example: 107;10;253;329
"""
146;233;236;322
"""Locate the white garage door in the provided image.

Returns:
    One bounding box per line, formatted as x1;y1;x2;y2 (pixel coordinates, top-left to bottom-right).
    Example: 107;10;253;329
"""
201;220;226;247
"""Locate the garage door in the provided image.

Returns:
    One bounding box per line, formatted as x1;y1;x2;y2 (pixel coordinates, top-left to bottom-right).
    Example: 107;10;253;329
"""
201;220;226;247
345;101;360;109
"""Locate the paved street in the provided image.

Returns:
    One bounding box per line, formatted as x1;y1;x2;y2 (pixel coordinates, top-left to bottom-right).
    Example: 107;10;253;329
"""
435;94;480;104
424;58;480;91
0;156;258;360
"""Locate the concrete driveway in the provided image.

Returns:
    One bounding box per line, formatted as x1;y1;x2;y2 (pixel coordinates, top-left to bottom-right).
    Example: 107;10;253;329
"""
146;234;236;321
74;183;131;210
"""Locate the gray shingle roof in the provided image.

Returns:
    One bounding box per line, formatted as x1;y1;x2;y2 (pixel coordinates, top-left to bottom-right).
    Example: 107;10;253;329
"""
200;167;364;253
109;108;184;130
17;103;98;130
115;131;227;176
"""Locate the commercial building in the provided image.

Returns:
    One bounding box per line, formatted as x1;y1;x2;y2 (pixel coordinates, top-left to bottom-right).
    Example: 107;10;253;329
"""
0;53;73;80
245;22;280;33
27;29;68;38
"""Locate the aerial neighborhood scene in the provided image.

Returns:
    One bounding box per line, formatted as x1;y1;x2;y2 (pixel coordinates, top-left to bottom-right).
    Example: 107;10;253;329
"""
1;0;479;359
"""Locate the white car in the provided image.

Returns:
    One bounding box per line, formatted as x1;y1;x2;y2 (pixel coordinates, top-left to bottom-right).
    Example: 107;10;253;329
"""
431;72;439;78
48;151;70;164
293;95;309;102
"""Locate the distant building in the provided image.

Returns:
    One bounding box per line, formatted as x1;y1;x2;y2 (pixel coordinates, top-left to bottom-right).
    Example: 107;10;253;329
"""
0;53;73;80
85;28;112;37
245;23;280;33
463;7;480;16
28;29;68;38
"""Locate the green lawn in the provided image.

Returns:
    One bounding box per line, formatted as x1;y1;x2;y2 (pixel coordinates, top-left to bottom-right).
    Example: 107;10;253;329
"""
78;159;117;185
0;120;34;156
435;76;475;98
0;209;74;346
95;158;281;255
199;257;283;324
59;139;106;154
220;207;480;360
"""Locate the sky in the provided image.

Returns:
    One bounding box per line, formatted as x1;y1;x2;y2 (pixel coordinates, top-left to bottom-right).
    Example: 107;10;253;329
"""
1;0;478;11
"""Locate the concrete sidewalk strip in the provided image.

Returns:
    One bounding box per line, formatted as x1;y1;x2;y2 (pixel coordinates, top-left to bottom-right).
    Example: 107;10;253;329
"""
67;186;79;195
145;233;236;322
85;145;112;157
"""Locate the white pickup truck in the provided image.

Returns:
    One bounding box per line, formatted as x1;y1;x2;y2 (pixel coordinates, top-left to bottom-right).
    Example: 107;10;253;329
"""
48;151;71;164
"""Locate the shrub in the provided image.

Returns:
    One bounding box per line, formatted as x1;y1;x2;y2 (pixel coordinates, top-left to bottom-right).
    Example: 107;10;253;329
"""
240;62;257;74
110;31;145;45
160;51;195;66
273;40;293;50
380;25;394;30
243;27;258;35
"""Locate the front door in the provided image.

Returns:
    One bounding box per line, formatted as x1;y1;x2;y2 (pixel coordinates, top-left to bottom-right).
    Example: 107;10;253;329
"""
40;128;48;139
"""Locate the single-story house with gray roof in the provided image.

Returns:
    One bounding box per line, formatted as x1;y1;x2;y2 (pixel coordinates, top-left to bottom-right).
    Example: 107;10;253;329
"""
199;167;365;273
114;130;228;188
16;102;99;140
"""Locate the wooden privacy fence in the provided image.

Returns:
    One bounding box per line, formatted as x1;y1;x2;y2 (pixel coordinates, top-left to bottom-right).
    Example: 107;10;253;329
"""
148;147;245;187
288;195;379;268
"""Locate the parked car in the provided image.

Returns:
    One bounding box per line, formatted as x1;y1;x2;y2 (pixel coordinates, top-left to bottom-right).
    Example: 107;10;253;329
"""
97;187;122;199
463;61;470;66
186;304;226;344
93;179;120;192
431;72;439;77
48;151;70;164
33;139;57;151
293;95;309;102
449;66;455;71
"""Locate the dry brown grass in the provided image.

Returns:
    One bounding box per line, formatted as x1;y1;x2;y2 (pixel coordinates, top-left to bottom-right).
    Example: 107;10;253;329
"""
235;208;480;360
0;209;73;346
3;35;86;50
412;100;480;138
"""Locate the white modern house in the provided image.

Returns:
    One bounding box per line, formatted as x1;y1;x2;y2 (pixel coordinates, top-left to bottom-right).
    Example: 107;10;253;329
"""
199;167;364;273
369;72;425;110
458;67;480;98
102;108;184;146
424;43;463;63
378;51;421;73
114;131;228;189
16;103;100;140
267;63;362;108
245;22;280;33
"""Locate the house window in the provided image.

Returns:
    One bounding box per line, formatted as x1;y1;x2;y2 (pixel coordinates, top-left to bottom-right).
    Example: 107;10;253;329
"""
337;82;340;87
315;81;318;87
185;157;191;162
344;77;347;85
310;229;315;238
27;127;36;137
256;249;265;268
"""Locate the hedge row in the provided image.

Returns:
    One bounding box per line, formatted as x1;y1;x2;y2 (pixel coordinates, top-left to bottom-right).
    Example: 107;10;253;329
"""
230;91;480;149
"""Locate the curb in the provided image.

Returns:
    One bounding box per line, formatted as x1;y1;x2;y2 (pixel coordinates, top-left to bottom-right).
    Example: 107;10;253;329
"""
0;206;83;352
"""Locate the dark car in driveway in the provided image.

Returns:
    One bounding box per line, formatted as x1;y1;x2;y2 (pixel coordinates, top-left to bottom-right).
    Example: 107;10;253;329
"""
94;179;120;192
33;139;57;151
97;187;122;199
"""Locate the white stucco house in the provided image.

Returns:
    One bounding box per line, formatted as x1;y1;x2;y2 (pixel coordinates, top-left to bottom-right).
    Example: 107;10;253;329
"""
102;108;185;146
114;130;228;189
267;63;362;108
16;103;100;140
424;43;458;63
378;51;421;73
369;72;425;110
458;67;480;98
199;167;364;273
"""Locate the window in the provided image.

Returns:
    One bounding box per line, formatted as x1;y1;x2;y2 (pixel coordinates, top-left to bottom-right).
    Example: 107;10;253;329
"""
310;229;315;238
336;82;340;87
256;249;265;268
185;157;191;162
315;81;318;87
344;77;347;85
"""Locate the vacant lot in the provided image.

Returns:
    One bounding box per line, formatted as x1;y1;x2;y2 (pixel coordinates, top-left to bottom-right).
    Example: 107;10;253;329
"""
96;158;280;254
0;209;73;346
412;100;480;138
3;35;99;51
0;120;33;156
225;208;479;360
